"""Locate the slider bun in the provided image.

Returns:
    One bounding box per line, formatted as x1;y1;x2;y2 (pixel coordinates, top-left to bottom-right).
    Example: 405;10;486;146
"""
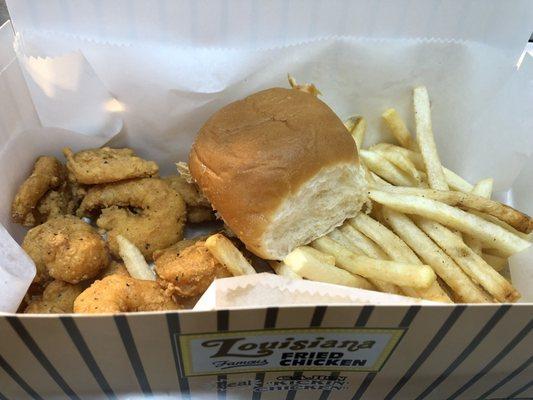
190;87;367;259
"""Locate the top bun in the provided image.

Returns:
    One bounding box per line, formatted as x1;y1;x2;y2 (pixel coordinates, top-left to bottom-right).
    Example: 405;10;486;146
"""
190;87;367;259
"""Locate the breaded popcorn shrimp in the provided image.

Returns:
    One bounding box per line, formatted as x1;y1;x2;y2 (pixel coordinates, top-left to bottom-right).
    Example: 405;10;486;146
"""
24;280;84;314
155;241;231;298
77;178;186;260
74;275;179;313
63;147;159;184
22;216;109;283
11;156;66;226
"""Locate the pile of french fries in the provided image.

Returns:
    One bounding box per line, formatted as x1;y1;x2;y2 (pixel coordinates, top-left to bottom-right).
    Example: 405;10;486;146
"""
275;85;532;303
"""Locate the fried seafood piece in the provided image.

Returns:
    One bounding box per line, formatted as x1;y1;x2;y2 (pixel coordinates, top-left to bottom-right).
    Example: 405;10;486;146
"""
154;241;231;298
22;215;109;284
24;280;84;314
188;206;217;223
63;147;159;184
77;178;187;260
73;275;179;313
100;260;130;278
163;175;215;223
163;175;210;207
11;156;66;226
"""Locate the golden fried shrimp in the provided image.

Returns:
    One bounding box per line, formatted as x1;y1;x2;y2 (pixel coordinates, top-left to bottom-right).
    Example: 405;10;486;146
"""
74;275;179;313
152;236;208;259
22;216;109;283
100;260;130;278
63;147;159;184
163;175;210;207
24;280;84;314
164;175;215;223
188;206;216;223
77;178;187;260
155;241;231;298
11;156;66;226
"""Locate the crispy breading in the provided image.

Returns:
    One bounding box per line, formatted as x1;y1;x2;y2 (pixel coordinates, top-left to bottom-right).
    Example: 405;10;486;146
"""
63;147;159;184
155;241;231;298
100;260;130;278
163;175;210;207
11;156;66;226
22;216;110;284
74;275;179;313
24;280;84;314
78;178;187;260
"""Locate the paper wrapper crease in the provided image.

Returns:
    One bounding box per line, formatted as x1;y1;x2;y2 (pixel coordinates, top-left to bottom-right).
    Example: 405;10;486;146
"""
0;0;532;312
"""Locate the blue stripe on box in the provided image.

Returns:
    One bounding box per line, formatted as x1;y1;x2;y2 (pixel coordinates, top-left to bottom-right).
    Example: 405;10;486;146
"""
382;306;466;400
252;307;279;400
113;315;152;395
477;355;533;400
506;379;533;399
0;353;43;400
285;306;328;400
0;390;7;400
217;310;230;400
351;306;421;400
6;317;80;400
414;305;510;400
166;313;190;399
447;319;533;400
60;317;116;399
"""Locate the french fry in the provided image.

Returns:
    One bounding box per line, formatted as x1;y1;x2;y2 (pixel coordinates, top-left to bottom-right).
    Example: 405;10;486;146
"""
370;143;473;192
369;186;533;234
369;190;531;256
328;229;361;252
116;235;156;281
348;214;451;302
464;178;494;255
381;208;490;302
370;172;392;187
298;245;336;265
442;168;474;193
413;86;449;190
360;150;417;186
329;228;402;295
269;261;303;280
311;237;437;289
414;217;520;302
481;253;508;272
350;213;421;264
371;143;425;168
472;178;494;199
344;116;366;150
372;146;423;185
284;246;374;289
205;234;256;276
287;74;321;96
470;210;532;241
339;224;390;260
464;235;482;255
382;108;418;151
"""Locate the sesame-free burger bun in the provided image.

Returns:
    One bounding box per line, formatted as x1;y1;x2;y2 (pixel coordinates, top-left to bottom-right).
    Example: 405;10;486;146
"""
189;87;367;259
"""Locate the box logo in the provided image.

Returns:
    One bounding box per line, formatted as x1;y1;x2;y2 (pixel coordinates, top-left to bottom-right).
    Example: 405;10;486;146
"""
177;328;403;376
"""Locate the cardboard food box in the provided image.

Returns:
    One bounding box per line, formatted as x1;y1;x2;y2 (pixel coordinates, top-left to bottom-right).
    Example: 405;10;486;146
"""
1;1;532;399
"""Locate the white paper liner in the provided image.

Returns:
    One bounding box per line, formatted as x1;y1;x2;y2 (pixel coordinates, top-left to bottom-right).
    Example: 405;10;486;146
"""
194;273;437;310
